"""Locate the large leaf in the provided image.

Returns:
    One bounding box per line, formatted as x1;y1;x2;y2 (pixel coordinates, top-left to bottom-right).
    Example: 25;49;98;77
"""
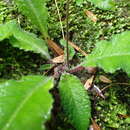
58;73;91;130
75;0;115;10
14;0;48;38
0;75;53;130
11;24;50;59
0;21;50;59
82;31;130;75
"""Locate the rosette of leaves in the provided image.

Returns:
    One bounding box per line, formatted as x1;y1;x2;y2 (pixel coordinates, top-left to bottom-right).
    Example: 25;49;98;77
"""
0;0;91;129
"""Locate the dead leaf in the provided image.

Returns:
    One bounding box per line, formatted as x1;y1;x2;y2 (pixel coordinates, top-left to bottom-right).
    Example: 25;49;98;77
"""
118;114;130;118
65;39;88;56
85;67;97;74
68;66;85;74
84;75;94;90
99;75;112;83
51;55;64;63
47;39;64;56
91;118;101;130
85;10;97;22
93;85;105;99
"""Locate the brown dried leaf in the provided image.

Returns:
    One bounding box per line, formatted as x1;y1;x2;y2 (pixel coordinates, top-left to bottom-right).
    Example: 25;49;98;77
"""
85;67;97;74
84;75;94;90
85;10;97;22
91;119;101;130
47;39;64;56
66;40;88;56
93;85;105;99
51;55;64;63
99;75;112;83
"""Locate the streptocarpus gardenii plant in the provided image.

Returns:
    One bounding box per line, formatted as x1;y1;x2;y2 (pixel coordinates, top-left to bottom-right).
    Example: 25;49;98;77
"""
0;0;91;130
0;0;130;130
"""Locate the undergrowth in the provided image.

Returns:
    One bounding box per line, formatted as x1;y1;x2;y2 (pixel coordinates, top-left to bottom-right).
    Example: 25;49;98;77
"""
0;0;130;129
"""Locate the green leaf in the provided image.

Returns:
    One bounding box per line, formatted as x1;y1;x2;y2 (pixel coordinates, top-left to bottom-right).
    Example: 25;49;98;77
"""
0;75;54;130
0;20;16;41
88;0;116;10
75;0;115;10
0;21;50;59
75;0;84;5
10;24;50;59
82;31;130;75
14;0;48;38
39;64;53;71
58;73;91;130
60;39;75;60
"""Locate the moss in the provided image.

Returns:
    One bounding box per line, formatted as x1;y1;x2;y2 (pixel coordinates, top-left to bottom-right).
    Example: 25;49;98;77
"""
0;0;130;129
48;1;130;52
0;1;45;79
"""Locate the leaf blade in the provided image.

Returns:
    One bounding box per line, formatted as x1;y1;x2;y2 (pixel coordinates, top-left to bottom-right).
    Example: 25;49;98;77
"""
0;20;16;41
11;24;50;59
14;0;48;38
0;21;50;59
59;73;91;130
83;31;130;75
0;75;53;130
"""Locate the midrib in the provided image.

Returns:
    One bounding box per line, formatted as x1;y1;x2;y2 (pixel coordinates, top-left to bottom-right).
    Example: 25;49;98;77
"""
27;0;46;37
2;79;49;130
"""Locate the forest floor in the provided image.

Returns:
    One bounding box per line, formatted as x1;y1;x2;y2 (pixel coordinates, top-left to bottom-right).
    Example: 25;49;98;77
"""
0;0;130;129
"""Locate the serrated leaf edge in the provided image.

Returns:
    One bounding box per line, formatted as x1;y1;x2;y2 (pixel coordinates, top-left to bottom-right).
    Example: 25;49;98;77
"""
2;77;53;130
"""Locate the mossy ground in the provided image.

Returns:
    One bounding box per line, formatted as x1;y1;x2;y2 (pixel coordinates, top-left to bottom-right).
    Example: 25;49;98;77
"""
0;0;130;129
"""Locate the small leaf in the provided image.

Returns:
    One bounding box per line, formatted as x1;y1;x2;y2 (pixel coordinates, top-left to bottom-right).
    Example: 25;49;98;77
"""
47;39;64;56
14;0;49;38
0;75;53;130
51;55;64;63
60;39;75;60
68;40;88;56
39;64;53;71
88;0;116;10
85;10;97;23
91;118;101;130
84;75;94;90
75;0;84;5
75;0;116;10
99;75;112;83
82;31;130;76
59;73;91;130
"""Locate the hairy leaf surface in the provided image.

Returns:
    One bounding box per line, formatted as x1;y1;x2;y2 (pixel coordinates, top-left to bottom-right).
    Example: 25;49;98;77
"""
83;31;130;75
14;0;48;38
0;21;50;59
0;75;53;130
59;73;91;130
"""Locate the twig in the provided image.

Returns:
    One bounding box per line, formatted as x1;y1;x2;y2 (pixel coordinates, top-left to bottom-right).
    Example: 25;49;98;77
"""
101;82;130;92
66;0;69;68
